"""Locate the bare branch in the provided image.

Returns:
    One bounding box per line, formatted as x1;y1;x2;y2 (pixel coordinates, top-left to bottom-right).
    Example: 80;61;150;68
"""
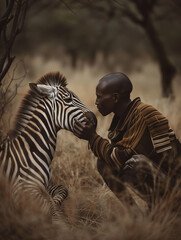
0;56;15;84
0;60;27;118
0;0;29;85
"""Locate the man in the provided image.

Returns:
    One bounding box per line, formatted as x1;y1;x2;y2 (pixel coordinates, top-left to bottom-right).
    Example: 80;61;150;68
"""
74;72;181;206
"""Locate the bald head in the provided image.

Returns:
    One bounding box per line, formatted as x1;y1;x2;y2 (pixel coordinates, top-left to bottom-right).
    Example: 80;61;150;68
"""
98;72;133;98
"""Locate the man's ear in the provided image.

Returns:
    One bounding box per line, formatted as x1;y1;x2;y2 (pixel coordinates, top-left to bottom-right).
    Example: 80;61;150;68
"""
112;93;120;103
29;83;57;97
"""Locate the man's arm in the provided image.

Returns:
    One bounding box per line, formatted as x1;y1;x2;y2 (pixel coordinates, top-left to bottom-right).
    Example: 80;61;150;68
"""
74;119;132;170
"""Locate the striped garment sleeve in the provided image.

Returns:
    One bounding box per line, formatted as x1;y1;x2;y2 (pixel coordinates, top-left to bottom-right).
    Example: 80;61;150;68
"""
90;135;132;170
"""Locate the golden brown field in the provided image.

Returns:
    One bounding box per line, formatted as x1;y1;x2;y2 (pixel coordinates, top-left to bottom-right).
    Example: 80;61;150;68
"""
0;57;181;240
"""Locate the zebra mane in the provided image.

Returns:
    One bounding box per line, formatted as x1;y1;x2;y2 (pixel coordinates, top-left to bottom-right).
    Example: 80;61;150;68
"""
10;72;67;138
36;71;67;87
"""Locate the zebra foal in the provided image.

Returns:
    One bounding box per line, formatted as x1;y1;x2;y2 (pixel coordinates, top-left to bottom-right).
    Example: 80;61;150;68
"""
0;71;95;219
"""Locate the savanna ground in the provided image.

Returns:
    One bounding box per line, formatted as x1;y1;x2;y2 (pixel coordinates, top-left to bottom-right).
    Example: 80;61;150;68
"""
0;56;181;240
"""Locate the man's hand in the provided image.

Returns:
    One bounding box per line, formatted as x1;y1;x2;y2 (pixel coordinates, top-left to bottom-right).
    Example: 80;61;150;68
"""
74;114;97;142
123;154;151;171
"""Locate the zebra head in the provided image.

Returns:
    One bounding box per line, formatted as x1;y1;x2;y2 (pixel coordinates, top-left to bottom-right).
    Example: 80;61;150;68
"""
29;72;96;133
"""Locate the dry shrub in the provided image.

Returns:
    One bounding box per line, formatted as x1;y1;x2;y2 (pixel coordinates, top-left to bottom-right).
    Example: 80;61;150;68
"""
0;174;72;240
1;121;181;240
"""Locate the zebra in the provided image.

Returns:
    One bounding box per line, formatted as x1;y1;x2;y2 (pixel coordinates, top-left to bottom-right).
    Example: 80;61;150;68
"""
0;71;95;220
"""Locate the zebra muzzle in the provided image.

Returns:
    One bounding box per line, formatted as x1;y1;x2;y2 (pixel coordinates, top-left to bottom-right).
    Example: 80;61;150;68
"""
83;111;97;128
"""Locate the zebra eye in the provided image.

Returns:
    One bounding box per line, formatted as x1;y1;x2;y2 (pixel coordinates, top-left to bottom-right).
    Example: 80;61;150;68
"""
63;96;72;103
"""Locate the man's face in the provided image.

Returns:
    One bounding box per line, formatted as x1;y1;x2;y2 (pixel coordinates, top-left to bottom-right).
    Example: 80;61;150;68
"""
95;82;116;116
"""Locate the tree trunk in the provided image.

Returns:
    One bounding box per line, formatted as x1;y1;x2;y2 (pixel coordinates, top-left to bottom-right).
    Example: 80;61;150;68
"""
141;17;176;98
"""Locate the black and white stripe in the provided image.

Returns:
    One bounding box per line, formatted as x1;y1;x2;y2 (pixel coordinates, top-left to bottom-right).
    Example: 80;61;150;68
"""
0;72;91;219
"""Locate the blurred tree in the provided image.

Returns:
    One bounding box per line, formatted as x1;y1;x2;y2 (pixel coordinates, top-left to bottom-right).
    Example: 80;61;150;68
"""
16;1;150;69
0;0;63;140
0;0;29;84
71;0;178;97
0;0;30;141
122;0;176;97
3;0;180;98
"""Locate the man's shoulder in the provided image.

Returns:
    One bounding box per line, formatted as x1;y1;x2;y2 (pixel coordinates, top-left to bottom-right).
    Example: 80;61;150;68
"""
133;99;163;118
128;98;168;130
128;98;152;118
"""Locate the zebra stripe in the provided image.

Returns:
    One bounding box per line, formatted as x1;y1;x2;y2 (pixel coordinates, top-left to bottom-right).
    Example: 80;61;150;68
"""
0;72;92;220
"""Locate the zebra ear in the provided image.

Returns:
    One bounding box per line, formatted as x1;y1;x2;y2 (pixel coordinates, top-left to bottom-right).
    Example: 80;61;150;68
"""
29;83;57;97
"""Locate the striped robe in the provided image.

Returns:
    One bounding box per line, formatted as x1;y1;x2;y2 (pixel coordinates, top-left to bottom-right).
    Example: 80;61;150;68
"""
91;97;181;172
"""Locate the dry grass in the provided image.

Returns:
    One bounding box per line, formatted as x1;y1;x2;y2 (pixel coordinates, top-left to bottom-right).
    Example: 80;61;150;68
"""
0;57;181;239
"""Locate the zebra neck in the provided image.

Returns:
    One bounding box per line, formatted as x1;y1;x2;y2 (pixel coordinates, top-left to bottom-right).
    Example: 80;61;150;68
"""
24;120;56;158
10;100;57;165
22;103;57;160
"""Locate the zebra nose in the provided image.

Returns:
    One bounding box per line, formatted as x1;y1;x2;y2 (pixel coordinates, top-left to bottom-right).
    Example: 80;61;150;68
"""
84;111;97;128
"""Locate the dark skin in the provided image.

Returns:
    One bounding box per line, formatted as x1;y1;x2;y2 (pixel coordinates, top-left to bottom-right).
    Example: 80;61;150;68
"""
74;72;133;143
